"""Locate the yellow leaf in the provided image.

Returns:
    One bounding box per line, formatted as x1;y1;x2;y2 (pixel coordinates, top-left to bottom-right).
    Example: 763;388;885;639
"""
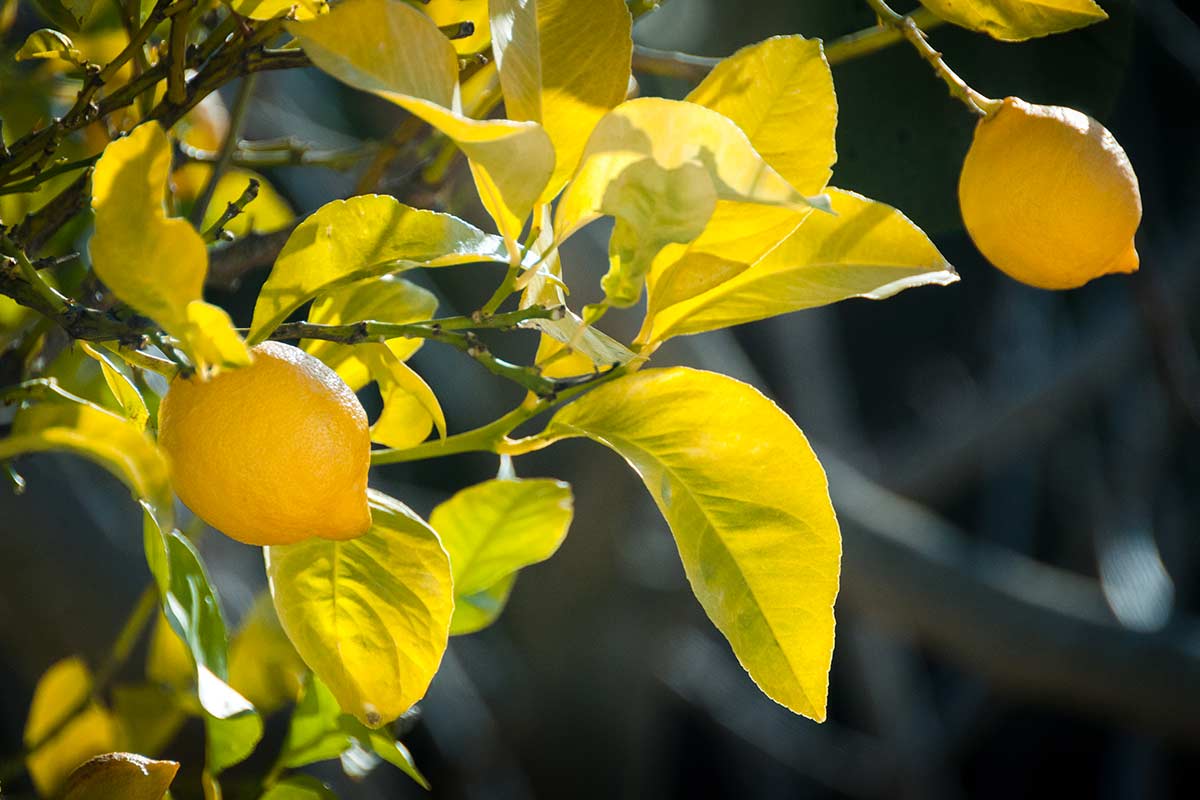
90;123;249;373
230;0;326;21
16;28;83;64
302;275;437;390
642;189;959;343
146;612;194;689
489;0;631;200
421;0;491;54
79;342;150;429
287;0;555;258
265;489;454;728
228;594;307;712
919;0;1107;40
248;195;507;343
539;368;841;720
363;344;446;449
431;478;573;635
24;658;120;797
62;752;179;800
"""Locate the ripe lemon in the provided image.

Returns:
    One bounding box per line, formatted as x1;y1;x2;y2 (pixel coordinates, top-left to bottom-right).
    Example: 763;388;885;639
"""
158;341;372;546
958;97;1142;290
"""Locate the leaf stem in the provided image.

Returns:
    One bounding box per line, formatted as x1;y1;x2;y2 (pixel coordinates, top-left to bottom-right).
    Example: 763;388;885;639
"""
0;238;68;312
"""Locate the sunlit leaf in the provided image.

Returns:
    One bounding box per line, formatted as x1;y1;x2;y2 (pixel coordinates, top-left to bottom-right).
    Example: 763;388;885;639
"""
302;275;437;390
265;489;454;728
431;478;572;634
641;189;959;343
62;752;179;800
79;343;149;429
248;195;506;343
228;593;307;713
24;658;120;797
90;123;249;373
15;28;83;64
421;0;491;54
231;0;325;21
450;573;516;635
287;0;555;257
538;368;841;720
919;0;1107;40
364;345;445;449
490;0;632;199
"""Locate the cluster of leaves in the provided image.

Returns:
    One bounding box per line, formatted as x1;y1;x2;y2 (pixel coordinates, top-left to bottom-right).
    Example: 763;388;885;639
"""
0;0;1117;796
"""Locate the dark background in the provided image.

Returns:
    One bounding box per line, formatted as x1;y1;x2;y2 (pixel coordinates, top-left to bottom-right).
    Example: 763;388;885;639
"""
3;0;1200;797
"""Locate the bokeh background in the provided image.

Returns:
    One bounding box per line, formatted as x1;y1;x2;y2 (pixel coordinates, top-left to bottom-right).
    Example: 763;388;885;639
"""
3;0;1200;797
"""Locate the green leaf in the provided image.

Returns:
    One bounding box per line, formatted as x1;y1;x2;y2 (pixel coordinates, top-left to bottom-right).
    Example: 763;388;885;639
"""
641;189;959;343
89;123;249;373
79;343;150;429
281;673;352;768
302;275;437;390
111;685;186;757
15;28;83;64
248;195;506;343
451;574;516;636
287;0;555;258
363;344;446;449
489;0;632;200
24;658;119;797
62;752;179;800
555;98;831;307
538;368;841;720
259;775;339;800
918;0;1107;40
339;715;429;789
430;478;572;634
265;489;454;728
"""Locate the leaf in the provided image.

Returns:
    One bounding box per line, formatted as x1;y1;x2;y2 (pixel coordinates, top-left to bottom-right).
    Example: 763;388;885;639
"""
15;28;84;64
918;0;1107;40
339;715;429;789
24;658;120;797
450;574;516;637
62;752;179;800
146;612;194;689
358;344;445;448
430;478;572;634
641;189;959;343
302;275;437;391
173;164;294;237
265;489;454;728
59;0;94;26
79;343;149;429
90;123;249;372
280;673;351;768
228;594;307;712
248;195;506;343
489;0;632;199
287;0;555;257
230;0;325;21
111;685;187;756
555;97;831;306
259;775;339;800
538;368;841;720
420;0;491;54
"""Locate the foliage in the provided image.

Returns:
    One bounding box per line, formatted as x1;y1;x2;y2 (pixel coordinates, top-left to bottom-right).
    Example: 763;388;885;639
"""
0;0;1137;796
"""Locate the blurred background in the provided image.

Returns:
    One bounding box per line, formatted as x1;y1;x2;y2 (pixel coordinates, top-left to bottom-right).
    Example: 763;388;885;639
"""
3;0;1200;797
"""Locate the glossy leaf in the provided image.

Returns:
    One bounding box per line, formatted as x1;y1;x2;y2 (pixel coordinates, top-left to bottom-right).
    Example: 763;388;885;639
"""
62;752;179;800
431;478;573;634
642;189;958;343
919;0;1107;40
228;594;307;712
538;368;841;720
79;343;149;429
490;0;632;199
24;658;119;797
16;28;83;64
90;124;249;373
364;344;446;449
265;489;454;727
248;195;506;343
303;275;437;390
287;0;555;257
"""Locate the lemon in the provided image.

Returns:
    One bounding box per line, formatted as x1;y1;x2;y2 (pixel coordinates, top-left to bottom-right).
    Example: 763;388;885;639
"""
958;97;1141;290
64;753;179;800
158;341;372;546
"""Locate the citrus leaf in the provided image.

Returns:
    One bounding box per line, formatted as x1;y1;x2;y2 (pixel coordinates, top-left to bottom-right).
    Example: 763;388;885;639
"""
79;342;149;429
918;0;1107;40
339;715;429;789
302;275;437;391
280;673;351;768
287;0;555;258
450;574;516;636
265;489;454;728
538;368;841;720
259;775;339;800
111;685;186;757
173;164;294;237
24;658;120;797
642;188;959;343
363;344;446;449
248;195;506;343
430;478;573;634
62;752;179;800
230;0;325;21
146;612;193;689
90;123;249;372
15;28;83;64
490;0;631;200
228;593;307;712
420;0;491;54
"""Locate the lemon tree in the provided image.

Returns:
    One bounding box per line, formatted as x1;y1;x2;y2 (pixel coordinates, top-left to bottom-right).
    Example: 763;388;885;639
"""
0;0;1139;796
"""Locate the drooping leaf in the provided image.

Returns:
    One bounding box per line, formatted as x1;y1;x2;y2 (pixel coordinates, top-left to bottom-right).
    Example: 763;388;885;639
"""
919;0;1107;40
302;275;437;390
490;0;632;199
258;775;339;800
431;478;573;634
79;343;149;429
89;123;249;372
287;0;555;257
24;658;119;797
62;752;179;800
265;489;454;728
228;593;307;712
641;189;959;343
248;195;506;343
537;368;841;720
15;28;84;64
363;344;446;449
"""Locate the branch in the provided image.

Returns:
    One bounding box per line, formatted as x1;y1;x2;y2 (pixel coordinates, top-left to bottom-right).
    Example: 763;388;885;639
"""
202;178;259;242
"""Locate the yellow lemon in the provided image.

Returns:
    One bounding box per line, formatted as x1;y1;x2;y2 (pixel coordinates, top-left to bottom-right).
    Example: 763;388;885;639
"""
958;96;1141;290
158;341;372;546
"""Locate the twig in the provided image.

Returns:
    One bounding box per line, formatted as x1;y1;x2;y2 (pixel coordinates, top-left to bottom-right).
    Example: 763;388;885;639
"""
167;0;197;104
189;73;257;227
180;138;379;171
202;178;259;242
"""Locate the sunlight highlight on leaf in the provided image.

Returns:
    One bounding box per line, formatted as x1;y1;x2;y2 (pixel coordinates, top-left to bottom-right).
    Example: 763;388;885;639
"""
24;658;119;797
919;0;1107;40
